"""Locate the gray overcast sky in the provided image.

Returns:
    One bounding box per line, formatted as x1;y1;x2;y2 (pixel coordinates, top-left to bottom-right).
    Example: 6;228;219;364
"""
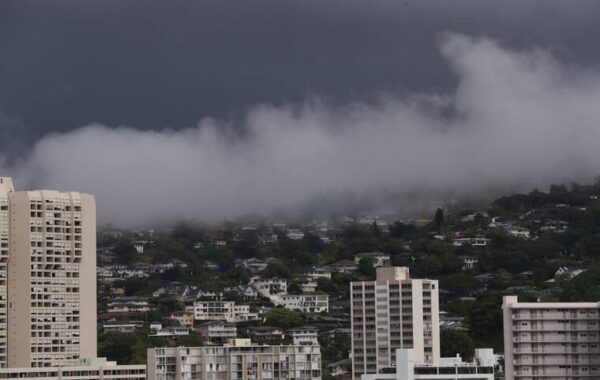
1;0;600;149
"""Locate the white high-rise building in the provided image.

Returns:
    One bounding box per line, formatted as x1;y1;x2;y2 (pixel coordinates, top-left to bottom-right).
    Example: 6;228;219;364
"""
503;295;600;380
350;267;440;380
147;339;322;380
0;177;97;368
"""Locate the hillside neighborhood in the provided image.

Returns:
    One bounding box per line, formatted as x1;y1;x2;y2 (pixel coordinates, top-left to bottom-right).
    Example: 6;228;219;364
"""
96;181;600;378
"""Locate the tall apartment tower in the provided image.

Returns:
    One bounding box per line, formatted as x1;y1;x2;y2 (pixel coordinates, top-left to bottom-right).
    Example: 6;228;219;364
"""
0;177;97;368
350;267;440;380
0;178;13;367
503;295;600;380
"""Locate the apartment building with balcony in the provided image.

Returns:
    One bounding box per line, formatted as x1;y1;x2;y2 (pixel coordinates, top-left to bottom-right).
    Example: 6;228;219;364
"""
0;358;145;380
0;178;11;367
280;294;329;313
350;267;440;380
190;301;259;323
503;295;600;380
147;339;322;380
197;321;237;342
0;177;96;368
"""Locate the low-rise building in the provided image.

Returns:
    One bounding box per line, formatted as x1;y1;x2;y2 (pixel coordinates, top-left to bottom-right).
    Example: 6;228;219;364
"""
250;277;288;297
327;260;358;274
281;294;329;313
247;326;284;344
102;321;143;333
298;278;319;293
460;256;478;270
169;311;195;328
303;267;332;279
0;358;145;380
360;348;494;380
147;339;322;380
353;252;391;267
198;321;237;342
149;326;191;338
286;229;305;240
191;301;259;323
288;326;319;346
106;298;151;314
328;359;351;377
452;237;491;247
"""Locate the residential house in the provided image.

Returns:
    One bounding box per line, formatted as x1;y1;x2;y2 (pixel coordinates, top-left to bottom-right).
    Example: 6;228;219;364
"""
353;252;391;267
280;294;329;313
247;326;284;344
198;321;237;343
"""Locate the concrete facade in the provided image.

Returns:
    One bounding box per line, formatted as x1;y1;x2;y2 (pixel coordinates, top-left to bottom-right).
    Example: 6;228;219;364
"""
350;267;440;380
360;348;494;380
0;177;96;368
503;295;600;380
147;339;321;380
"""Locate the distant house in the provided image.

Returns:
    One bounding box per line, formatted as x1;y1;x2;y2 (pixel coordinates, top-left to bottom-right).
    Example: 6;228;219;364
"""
212;238;227;248
297;278;319;294
328;359;351;376
452;237;491;247
507;227;531;239
460;256;478;270
191;301;259;323
247;326;284;344
133;241;146;254
259;233;278;245
303;267;332;279
149;326;191;338
353;252;391;267
196;288;224;301
280;294;329;313
203;260;220;270
322;327;351;339
249;278;288;297
327;260;358;274
169;311;195;328
286;229;305;240
198;321;237;342
235;257;279;273
103;321;143;333
553;267;586;281
106;297;151;314
225;285;258;301
287;326;319;346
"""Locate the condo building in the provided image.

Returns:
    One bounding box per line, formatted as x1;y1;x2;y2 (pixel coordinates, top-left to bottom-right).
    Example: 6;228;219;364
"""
147;339;322;380
360;348;495;380
0;358;145;380
0;177;96;368
0;178;11;367
350;267;440;380
190;301;259;323
503;295;600;380
280;294;329;313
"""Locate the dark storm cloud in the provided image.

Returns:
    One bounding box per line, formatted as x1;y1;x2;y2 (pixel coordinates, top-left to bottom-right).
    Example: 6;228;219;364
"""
5;34;600;225
2;0;600;145
3;1;600;225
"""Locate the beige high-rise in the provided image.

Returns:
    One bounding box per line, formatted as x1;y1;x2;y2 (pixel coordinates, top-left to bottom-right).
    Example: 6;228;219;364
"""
350;267;440;380
0;177;96;368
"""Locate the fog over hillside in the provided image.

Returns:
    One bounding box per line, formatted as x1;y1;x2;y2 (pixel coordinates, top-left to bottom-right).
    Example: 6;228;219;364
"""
3;34;600;225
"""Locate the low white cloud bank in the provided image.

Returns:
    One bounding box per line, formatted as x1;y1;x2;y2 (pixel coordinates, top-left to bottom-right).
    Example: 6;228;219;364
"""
5;34;600;225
